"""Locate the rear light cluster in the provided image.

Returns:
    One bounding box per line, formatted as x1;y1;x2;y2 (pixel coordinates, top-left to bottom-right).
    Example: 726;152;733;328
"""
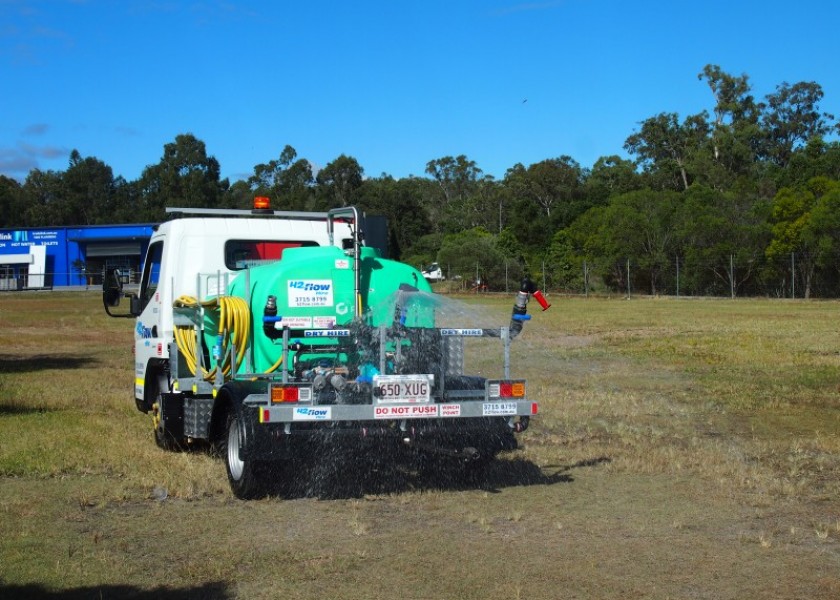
270;384;312;403
487;380;526;399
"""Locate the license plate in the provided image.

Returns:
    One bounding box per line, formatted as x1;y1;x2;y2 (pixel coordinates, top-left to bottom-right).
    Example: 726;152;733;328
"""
374;375;432;403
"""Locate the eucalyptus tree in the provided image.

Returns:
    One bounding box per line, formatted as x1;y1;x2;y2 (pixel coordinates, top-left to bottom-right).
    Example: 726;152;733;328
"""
583;155;643;204
138;133;229;220
624;112;710;191
696;64;763;190
247;145;315;211
504;156;586;225
760;81;836;169
424;155;483;233
249;145;299;194
316;154;364;208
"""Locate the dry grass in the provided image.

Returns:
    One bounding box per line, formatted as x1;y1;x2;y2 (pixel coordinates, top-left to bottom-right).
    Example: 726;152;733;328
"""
1;291;839;599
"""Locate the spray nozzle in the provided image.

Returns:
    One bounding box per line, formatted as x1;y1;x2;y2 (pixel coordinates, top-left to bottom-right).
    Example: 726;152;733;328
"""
532;289;551;311
520;278;550;311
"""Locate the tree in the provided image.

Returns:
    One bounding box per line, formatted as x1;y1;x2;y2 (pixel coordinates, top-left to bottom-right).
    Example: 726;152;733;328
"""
316;154;364;208
696;64;763;189
354;175;434;260
0;175;24;228
223;179;255;210
279;157;316;210
425;155;483;232
504;156;586;225
63;150;123;225
545;229;584;292
247;145;315;210
401;231;445;273
20;168;64;226
583;155;642;204
780;138;840;188
437;228;506;289
760;81;836;168
766;178;840;298
249;145;298;194
624;112;710;191
677;185;769;296
804;181;840;295
578;189;682;295
138;133;229;220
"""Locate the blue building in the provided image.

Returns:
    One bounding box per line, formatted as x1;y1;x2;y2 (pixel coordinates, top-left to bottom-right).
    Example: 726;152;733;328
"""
0;224;153;290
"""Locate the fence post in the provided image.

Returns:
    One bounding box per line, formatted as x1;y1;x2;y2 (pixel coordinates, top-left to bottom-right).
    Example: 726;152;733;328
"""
542;259;547;293
583;259;589;297
626;258;631;299
791;252;795;299
676;255;680;298
730;254;735;299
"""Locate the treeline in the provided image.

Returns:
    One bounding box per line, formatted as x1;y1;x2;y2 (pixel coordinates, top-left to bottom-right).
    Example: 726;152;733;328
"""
2;64;840;297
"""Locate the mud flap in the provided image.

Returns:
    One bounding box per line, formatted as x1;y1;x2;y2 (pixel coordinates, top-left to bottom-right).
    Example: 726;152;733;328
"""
160;392;184;440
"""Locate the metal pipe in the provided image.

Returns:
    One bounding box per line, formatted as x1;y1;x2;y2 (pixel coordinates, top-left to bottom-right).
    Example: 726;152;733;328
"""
327;206;362;319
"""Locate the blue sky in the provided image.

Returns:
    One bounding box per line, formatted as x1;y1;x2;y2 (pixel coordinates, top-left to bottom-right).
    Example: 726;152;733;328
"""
2;0;839;184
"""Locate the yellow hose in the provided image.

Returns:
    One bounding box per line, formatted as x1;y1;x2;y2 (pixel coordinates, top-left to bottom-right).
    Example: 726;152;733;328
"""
172;294;282;382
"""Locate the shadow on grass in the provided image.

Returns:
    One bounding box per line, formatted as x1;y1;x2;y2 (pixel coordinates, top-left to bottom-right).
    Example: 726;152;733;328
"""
0;581;231;600
260;450;611;500
0;404;55;415
0;354;98;374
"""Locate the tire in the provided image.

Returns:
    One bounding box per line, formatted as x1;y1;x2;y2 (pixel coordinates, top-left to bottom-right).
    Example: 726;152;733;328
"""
222;409;265;500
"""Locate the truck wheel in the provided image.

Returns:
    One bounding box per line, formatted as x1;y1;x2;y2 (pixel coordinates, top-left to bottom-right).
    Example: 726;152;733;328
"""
223;409;265;500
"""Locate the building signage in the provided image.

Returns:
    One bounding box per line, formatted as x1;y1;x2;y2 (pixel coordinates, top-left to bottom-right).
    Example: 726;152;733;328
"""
0;230;59;250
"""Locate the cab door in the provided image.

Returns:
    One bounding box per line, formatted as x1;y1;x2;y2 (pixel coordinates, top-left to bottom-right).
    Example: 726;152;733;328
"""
134;239;165;408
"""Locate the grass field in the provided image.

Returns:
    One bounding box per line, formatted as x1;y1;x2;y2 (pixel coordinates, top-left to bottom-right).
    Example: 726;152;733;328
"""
1;291;839;599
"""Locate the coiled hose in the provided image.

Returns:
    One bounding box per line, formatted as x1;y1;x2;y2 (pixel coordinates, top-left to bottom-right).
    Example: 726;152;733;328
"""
173;295;283;381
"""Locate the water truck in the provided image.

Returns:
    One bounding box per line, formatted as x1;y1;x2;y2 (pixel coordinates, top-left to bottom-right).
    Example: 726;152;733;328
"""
103;199;549;499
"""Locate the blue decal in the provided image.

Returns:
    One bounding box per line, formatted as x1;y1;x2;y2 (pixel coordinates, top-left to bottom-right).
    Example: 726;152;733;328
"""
136;321;153;339
288;281;332;292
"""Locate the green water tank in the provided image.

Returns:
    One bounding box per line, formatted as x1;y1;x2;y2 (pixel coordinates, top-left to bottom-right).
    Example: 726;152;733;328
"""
217;245;433;374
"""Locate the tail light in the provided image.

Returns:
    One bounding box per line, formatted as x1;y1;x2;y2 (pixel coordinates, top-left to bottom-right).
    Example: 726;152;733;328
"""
487;380;526;399
270;384;312;403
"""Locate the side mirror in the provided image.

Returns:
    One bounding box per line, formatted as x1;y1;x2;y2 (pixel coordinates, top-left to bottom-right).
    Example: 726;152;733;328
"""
102;267;138;318
103;268;123;307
